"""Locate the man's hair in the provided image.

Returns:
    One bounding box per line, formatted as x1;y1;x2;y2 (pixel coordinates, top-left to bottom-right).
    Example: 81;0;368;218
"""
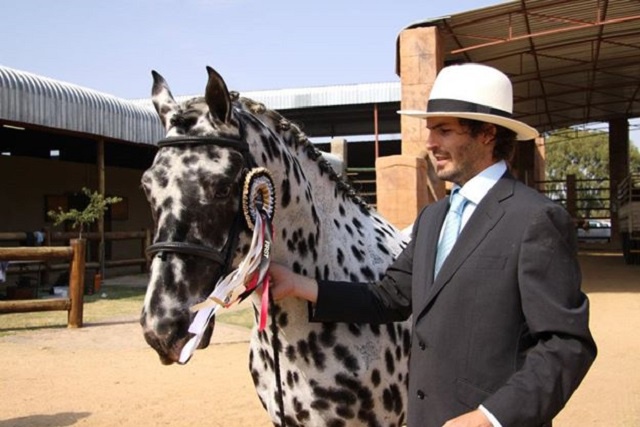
459;118;517;161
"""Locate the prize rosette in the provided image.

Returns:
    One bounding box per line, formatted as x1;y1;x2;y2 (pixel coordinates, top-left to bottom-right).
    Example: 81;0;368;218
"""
179;167;276;364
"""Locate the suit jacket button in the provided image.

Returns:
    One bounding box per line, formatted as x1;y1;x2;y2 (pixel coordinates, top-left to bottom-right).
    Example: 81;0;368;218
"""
419;341;426;350
417;390;426;400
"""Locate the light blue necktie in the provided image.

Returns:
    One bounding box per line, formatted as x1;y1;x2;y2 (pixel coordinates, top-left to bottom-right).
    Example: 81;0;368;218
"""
434;190;468;278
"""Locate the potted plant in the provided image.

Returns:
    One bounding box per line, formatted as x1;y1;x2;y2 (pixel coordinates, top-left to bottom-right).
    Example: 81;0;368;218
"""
47;188;122;294
47;187;122;239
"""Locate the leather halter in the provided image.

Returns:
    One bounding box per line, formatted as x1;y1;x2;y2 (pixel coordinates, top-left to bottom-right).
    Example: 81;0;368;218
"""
145;126;255;275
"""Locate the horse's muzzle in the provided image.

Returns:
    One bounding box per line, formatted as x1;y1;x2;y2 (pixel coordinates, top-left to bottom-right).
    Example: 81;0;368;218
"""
140;313;216;365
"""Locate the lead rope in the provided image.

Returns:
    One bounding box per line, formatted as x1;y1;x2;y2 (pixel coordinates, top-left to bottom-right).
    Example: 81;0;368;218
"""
269;292;286;427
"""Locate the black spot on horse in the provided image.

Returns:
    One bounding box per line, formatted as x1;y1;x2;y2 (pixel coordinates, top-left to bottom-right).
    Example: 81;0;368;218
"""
347;323;362;337
310;399;330;411
281;178;291;208
345;224;354;236
350;245;364;262
352;217;363;230
153;169;169;188
297;238;308;258
319;323;337;347
277;311;289;328
336;248;344;266
336;374;374;411
360;266;375;281
182;154;199;165
336;405;356;419
385;323;398;345
285;345;297;363
370;369;381;387
307;332;327;370
383;383;404;415
333;344;360;372
376;242;391;256
384;349;395;375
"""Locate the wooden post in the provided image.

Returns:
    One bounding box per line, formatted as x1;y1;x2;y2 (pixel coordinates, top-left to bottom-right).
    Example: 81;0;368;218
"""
566;174;577;220
68;239;86;328
98;138;106;280
42;227;52;285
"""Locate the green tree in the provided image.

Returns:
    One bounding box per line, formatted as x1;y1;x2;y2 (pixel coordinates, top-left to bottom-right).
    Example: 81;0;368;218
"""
544;128;640;218
631;141;640;173
47;187;122;239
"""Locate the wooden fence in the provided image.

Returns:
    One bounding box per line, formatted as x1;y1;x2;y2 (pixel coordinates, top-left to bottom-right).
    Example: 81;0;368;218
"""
536;175;611;222
0;239;86;327
0;229;151;281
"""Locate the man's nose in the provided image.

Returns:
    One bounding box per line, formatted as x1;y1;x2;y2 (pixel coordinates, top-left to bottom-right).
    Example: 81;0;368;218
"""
425;131;438;151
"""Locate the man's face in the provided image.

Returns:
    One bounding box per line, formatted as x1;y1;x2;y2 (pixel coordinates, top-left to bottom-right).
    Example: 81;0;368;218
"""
425;117;496;186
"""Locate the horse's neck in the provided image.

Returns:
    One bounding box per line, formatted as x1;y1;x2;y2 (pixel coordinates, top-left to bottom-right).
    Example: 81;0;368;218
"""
255;123;399;277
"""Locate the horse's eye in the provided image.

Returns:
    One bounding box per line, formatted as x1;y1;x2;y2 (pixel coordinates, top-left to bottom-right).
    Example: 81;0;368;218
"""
215;186;231;199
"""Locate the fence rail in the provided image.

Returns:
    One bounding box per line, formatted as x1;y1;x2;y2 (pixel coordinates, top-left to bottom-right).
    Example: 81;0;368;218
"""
536;175;611;222
0;229;151;277
0;239;86;327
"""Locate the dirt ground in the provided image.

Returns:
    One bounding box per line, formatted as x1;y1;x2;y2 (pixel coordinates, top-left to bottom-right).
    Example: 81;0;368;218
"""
1;253;638;427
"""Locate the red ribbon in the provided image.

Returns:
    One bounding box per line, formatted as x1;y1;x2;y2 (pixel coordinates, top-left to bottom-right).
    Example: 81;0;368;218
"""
259;275;270;331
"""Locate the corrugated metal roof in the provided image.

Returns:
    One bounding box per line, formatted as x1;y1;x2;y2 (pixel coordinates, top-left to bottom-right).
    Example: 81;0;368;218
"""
0;65;164;144
398;0;640;133
239;82;400;110
129;81;401;111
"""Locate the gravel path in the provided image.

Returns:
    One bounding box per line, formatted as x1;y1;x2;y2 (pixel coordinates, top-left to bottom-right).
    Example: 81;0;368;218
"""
0;254;638;426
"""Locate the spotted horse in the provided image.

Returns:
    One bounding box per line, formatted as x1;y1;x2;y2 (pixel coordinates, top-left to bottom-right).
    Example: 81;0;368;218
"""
140;66;411;427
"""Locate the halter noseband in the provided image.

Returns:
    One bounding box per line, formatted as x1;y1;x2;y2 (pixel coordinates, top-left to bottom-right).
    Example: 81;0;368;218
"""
145;129;255;274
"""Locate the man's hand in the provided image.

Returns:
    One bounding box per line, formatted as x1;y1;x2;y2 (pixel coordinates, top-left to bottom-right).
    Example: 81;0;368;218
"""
442;409;493;427
267;263;318;303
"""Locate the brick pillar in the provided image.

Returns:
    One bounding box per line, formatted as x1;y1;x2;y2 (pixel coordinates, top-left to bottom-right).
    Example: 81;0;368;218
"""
533;136;546;190
330;137;348;175
375;26;444;228
512;140;534;185
511;136;546;188
376;156;428;230
609;118;630;245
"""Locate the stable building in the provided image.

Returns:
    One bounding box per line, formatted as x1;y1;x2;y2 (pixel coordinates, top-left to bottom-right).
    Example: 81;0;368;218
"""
2;0;640;279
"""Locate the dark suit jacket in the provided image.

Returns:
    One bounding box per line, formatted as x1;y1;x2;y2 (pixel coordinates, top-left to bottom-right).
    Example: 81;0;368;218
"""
312;173;597;427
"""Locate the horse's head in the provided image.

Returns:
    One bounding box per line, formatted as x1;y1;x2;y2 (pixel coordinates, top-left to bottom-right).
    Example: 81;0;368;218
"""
140;67;254;364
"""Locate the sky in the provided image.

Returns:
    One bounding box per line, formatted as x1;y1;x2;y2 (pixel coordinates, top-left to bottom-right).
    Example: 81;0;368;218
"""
1;0;638;146
0;0;515;98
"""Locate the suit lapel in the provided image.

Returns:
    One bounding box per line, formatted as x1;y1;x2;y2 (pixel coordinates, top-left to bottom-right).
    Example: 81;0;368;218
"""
414;200;449;307
418;175;516;318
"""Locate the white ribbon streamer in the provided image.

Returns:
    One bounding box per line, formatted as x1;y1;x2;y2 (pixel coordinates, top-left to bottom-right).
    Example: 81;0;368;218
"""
179;212;270;364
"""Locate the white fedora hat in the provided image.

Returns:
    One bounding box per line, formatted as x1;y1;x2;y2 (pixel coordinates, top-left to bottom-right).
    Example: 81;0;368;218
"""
398;63;539;141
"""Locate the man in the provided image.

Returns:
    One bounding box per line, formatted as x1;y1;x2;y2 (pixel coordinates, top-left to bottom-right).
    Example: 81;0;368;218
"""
268;63;596;427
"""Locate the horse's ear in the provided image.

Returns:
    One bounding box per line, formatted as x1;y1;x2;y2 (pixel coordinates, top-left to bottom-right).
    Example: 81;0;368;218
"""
151;70;179;130
205;66;232;124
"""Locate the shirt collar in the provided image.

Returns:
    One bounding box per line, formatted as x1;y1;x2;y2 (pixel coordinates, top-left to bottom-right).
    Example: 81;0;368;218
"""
453;160;507;206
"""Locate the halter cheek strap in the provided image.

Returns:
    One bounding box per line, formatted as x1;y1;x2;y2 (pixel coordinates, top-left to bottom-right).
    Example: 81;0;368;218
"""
146;119;254;271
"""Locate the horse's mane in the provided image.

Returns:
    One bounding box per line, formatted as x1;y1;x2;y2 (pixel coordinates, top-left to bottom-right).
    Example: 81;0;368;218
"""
231;92;372;213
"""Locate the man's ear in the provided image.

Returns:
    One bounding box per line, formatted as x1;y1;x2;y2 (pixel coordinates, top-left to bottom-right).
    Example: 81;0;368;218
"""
481;123;498;144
